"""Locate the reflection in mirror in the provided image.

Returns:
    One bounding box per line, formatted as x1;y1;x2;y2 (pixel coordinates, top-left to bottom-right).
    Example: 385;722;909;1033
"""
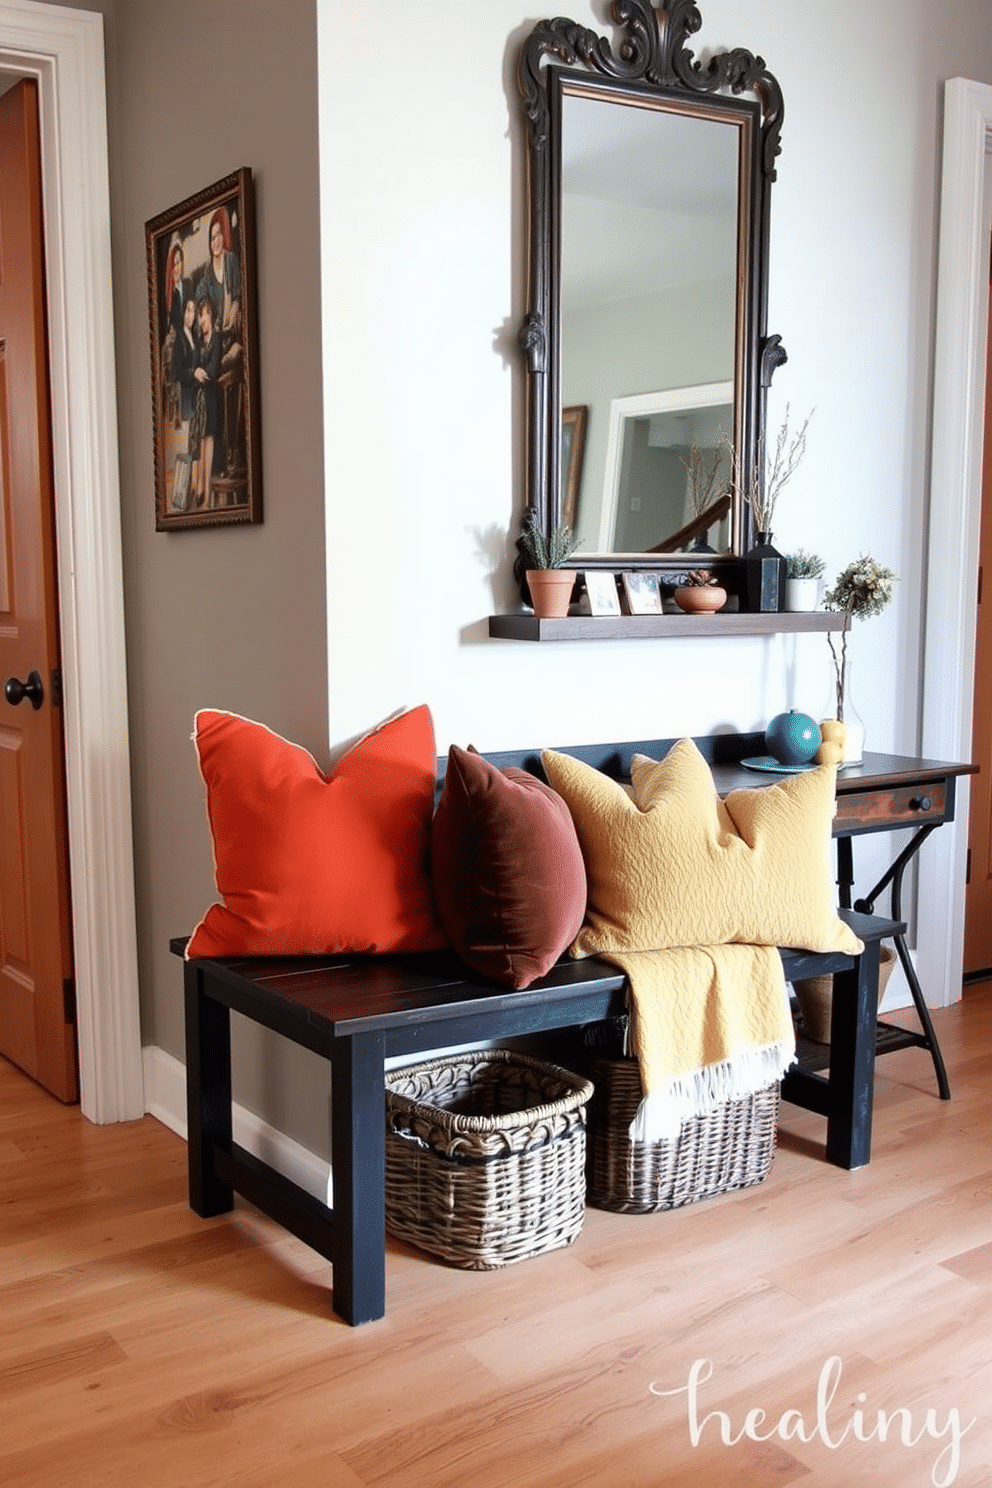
516;0;785;593
598;383;732;553
561;404;588;529
560;91;740;556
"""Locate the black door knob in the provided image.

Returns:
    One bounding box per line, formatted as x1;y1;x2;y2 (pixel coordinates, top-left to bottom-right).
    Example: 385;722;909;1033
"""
4;670;44;710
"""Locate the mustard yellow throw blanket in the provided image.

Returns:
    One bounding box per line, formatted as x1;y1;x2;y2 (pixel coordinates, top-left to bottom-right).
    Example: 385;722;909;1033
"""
602;945;793;1140
542;739;864;1141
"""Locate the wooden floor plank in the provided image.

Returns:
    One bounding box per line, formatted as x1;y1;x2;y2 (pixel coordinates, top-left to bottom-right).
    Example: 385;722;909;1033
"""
0;990;990;1486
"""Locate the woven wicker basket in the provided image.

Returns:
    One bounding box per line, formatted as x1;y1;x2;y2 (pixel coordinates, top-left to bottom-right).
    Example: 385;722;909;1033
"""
585;1054;779;1214
792;942;898;1043
385;1050;594;1270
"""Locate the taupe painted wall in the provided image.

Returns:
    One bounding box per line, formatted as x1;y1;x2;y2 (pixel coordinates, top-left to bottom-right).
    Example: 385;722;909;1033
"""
52;0;331;1148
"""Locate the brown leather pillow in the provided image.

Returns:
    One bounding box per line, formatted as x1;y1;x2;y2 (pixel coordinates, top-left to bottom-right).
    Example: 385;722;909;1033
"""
431;745;587;989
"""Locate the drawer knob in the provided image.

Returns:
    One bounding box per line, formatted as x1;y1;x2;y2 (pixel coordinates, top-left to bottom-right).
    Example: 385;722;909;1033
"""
910;795;933;811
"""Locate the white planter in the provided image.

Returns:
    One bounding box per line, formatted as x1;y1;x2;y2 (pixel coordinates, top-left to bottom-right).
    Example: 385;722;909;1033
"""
785;577;820;612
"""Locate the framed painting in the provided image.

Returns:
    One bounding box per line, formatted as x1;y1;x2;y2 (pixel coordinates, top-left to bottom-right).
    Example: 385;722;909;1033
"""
145;168;262;530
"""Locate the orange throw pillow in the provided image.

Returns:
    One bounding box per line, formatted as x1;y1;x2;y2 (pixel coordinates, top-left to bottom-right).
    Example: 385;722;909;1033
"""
186;705;447;958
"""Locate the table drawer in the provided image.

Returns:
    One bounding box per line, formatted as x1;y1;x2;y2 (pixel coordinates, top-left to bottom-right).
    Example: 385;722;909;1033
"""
834;781;947;832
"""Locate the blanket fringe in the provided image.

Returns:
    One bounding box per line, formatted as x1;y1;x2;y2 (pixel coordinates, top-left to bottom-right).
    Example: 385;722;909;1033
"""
629;1035;795;1143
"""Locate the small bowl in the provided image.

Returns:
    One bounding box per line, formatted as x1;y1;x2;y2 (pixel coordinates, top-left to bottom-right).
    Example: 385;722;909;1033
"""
674;584;727;614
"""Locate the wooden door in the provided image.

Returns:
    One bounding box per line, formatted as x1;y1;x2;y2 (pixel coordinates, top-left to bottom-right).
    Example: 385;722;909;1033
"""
0;80;77;1101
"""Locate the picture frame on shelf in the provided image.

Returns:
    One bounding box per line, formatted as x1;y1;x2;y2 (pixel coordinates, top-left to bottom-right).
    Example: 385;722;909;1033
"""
621;571;663;614
584;570;621;617
145;168;262;531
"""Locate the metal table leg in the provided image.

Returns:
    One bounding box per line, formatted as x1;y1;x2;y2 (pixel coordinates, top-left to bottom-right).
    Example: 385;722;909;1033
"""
850;822;951;1100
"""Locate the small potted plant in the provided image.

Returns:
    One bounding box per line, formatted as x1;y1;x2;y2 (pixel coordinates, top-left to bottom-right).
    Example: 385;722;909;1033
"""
822;554;898;763
673;568;727;614
518;508;581;618
784;549;826;613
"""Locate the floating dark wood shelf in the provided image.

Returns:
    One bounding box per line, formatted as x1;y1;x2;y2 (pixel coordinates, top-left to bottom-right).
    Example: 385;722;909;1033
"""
487;612;849;642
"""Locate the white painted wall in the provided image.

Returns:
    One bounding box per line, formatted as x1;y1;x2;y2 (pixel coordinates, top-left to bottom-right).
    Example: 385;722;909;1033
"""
317;2;992;1003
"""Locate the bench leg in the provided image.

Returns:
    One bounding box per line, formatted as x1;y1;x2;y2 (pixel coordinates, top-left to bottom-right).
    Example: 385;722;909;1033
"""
824;941;879;1169
183;959;234;1216
330;1032;386;1325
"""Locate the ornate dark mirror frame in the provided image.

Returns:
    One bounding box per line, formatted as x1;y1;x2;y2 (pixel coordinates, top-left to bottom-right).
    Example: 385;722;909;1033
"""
517;0;786;593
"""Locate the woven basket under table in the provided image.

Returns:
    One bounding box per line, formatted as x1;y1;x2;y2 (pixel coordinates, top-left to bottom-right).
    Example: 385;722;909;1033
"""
586;1054;779;1214
385;1050;594;1270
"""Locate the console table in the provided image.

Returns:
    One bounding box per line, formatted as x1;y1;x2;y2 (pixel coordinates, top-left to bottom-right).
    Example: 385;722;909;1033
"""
470;739;973;1101
707;749;976;1100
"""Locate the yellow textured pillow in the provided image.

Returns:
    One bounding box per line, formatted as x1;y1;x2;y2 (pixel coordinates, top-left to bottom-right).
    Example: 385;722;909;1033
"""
542;737;862;958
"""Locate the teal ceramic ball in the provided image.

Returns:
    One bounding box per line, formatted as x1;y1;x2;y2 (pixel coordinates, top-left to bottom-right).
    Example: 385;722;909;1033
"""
765;710;821;766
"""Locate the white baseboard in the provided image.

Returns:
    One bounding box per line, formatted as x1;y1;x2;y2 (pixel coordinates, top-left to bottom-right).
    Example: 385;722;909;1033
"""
141;1045;332;1203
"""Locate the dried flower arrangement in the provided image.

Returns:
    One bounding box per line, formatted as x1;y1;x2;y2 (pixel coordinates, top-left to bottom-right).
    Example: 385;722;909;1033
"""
730;405;814;536
823;555;898;720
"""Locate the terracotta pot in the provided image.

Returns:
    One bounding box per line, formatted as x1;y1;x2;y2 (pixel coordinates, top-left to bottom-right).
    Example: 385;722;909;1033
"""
526;569;576;618
674;584;727;614
792;943;897;1043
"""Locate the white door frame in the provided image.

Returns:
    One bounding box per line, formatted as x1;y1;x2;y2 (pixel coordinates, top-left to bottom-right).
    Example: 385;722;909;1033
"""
918;78;992;1008
0;1;142;1120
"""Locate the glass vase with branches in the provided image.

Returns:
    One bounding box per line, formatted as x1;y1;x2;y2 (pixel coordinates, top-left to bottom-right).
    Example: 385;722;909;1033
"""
824;555;898;721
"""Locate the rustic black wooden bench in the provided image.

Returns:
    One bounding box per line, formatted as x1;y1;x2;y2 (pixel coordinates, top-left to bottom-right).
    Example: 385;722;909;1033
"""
173;735;903;1326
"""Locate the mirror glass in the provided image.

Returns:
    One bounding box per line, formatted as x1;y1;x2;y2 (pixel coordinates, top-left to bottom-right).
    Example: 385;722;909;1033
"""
560;89;740;557
517;0;783;584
